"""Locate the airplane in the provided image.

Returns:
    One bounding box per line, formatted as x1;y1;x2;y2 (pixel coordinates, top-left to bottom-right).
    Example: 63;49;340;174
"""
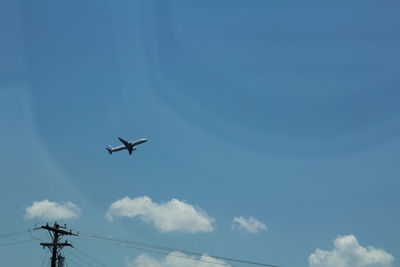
106;137;148;155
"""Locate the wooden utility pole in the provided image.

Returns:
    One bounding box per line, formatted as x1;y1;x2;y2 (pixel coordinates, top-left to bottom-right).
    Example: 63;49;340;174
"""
37;223;77;267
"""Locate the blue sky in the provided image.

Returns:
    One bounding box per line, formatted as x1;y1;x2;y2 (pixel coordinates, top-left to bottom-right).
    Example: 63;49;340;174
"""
1;1;399;266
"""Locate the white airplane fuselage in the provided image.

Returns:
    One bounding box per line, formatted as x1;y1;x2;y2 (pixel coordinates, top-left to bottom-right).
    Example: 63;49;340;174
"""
106;138;147;155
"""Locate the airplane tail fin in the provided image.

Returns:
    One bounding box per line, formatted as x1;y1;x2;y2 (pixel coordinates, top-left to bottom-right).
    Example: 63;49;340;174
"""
106;146;112;155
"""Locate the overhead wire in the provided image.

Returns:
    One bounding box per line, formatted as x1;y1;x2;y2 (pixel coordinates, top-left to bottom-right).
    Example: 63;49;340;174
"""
1;227;279;267
81;233;232;266
0;239;36;247
0;229;37;247
81;234;233;266
80;232;280;267
40;250;49;267
0;229;31;239
64;253;84;267
73;247;108;267
65;249;94;267
28;229;46;242
117;242;234;267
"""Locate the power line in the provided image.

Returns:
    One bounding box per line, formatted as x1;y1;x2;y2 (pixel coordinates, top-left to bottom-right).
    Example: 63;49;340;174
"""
63;253;83;267
118;242;235;267
75;233;229;266
23;224;280;267
73;247;108;267
65;250;93;267
0;229;31;239
80;232;280;267
0;229;37;247
41;250;49;267
81;234;231;266
28;229;46;242
0;239;36;247
81;234;233;266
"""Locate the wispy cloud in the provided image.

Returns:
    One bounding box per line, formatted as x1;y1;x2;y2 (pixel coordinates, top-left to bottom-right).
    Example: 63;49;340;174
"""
106;196;214;233
25;200;81;220
231;216;267;234
309;235;394;267
125;252;231;267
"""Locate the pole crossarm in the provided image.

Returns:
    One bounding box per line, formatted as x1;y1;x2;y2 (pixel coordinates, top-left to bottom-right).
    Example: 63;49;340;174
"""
38;224;78;236
40;242;73;248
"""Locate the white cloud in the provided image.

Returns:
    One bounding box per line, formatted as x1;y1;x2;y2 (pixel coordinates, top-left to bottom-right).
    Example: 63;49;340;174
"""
25;200;81;220
231;216;267;234
126;253;162;267
106;196;214;233
309;235;394;267
125;252;231;267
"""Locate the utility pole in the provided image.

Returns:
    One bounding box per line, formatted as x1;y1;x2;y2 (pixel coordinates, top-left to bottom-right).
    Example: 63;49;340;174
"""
36;222;77;267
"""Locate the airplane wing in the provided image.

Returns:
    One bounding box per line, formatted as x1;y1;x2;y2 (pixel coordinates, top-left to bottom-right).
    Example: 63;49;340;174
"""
118;137;130;147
